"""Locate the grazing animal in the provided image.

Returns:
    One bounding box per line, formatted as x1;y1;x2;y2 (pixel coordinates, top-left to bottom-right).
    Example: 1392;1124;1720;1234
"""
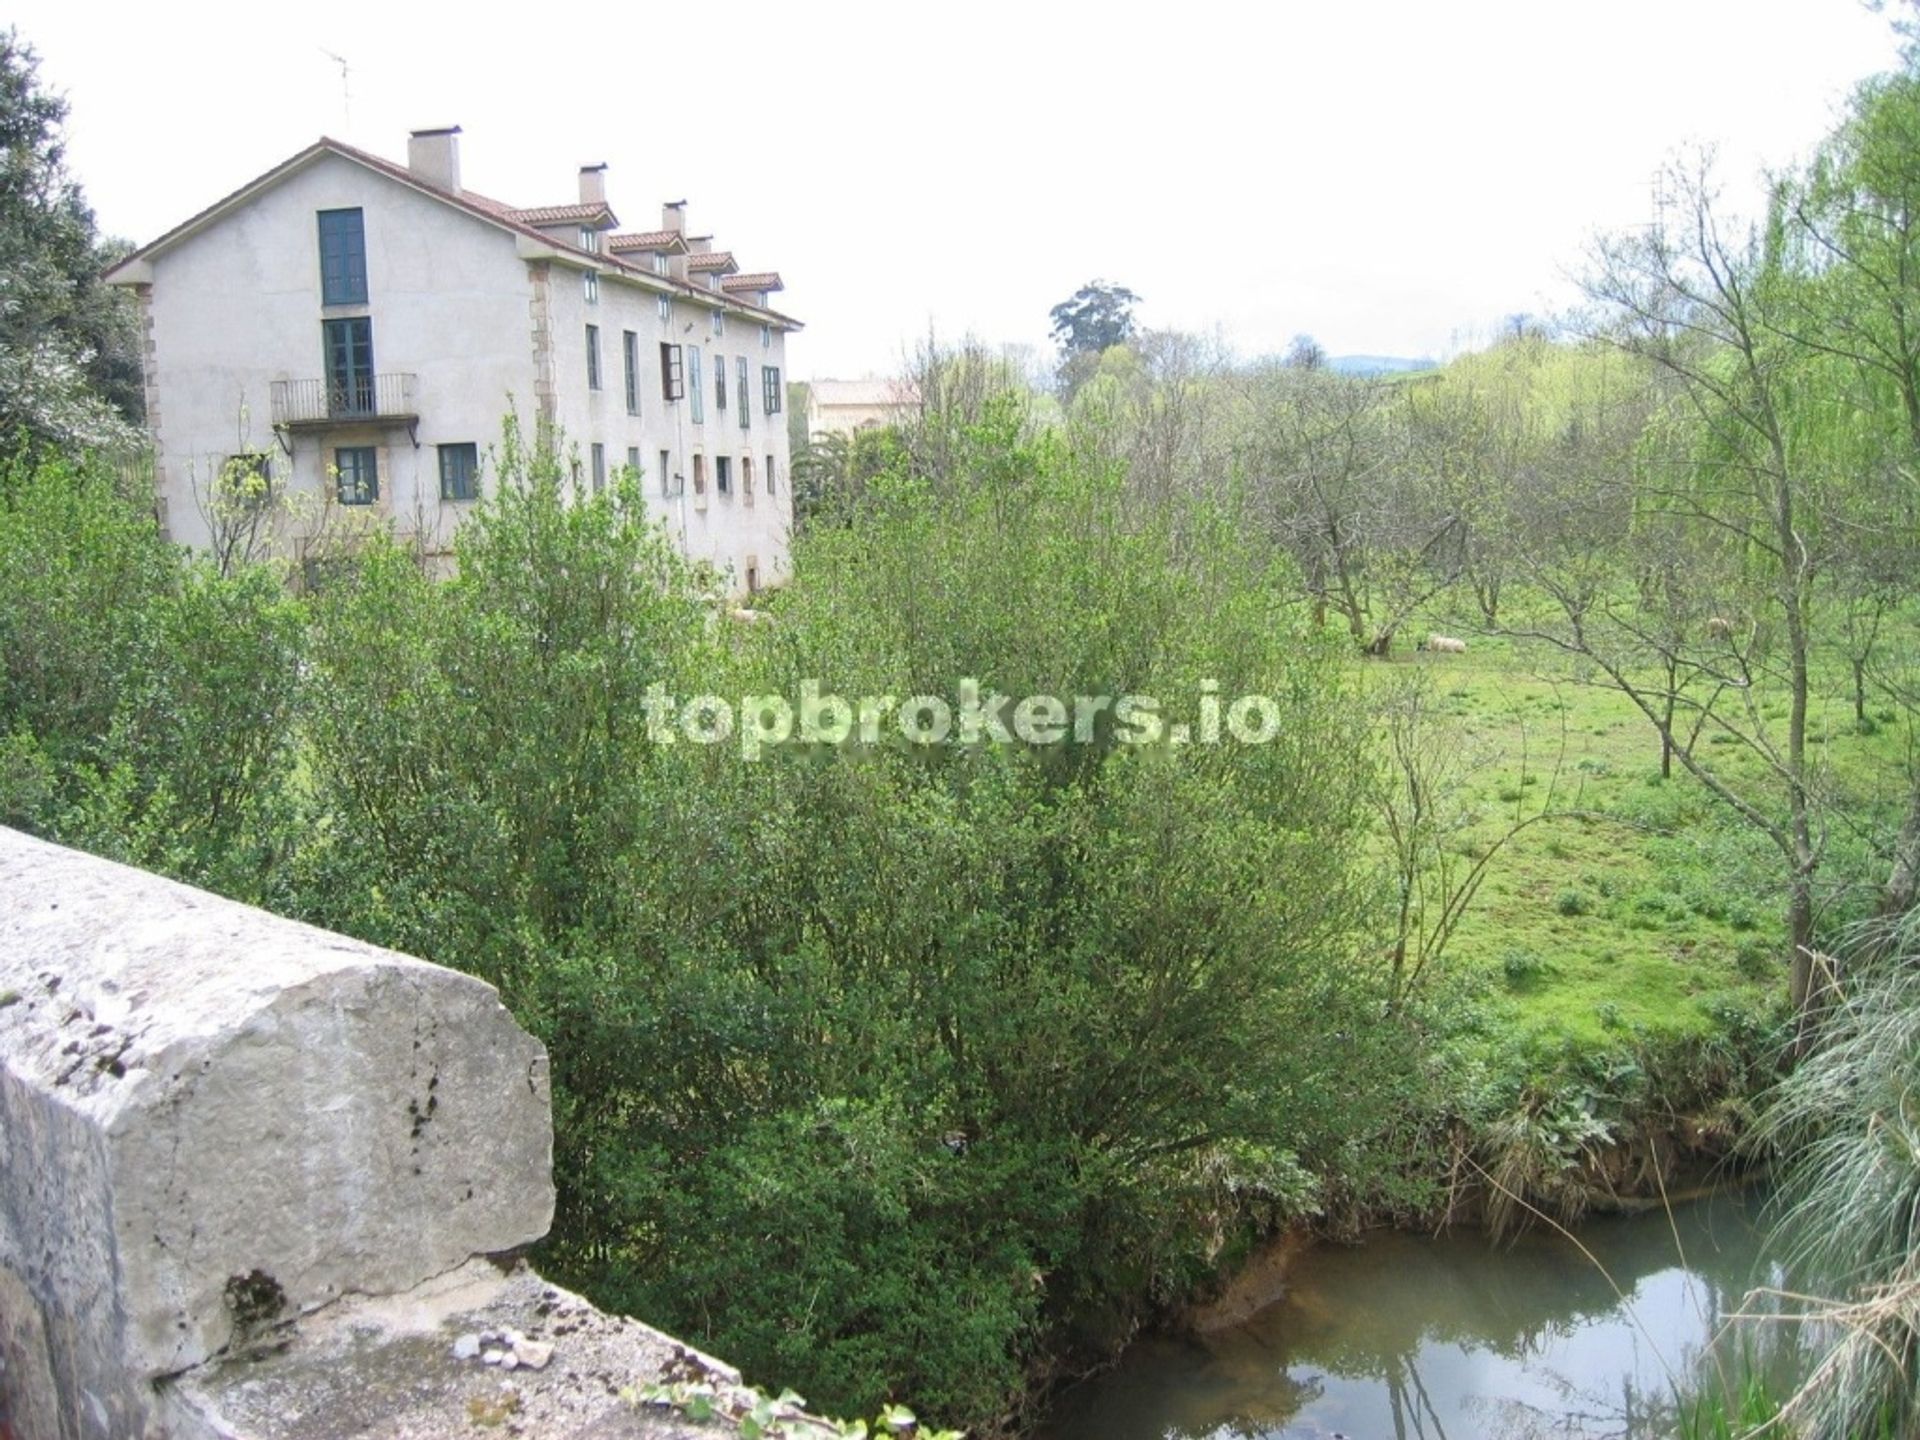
1418;634;1467;654
728;607;770;625
1706;616;1734;641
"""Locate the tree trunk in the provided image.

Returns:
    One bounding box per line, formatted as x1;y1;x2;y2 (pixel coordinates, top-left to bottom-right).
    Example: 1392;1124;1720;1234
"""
1854;657;1868;725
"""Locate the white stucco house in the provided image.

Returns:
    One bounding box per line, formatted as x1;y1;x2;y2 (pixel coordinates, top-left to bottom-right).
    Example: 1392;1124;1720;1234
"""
105;127;800;595
804;378;920;440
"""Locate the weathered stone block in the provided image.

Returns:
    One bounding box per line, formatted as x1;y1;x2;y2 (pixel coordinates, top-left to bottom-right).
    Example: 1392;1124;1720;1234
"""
0;827;554;1438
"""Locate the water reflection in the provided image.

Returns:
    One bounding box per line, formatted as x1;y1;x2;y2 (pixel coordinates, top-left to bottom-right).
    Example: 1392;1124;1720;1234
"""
1042;1192;1799;1440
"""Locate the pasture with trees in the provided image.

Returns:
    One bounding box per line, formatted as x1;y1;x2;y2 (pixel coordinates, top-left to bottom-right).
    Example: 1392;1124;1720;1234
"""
11;12;1920;1436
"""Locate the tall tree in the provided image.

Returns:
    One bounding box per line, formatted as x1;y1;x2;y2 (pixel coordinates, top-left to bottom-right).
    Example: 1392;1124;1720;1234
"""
0;28;142;456
1048;279;1141;356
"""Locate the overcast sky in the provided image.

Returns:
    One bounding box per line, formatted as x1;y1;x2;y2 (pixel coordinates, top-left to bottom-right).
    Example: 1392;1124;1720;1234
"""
11;0;1907;378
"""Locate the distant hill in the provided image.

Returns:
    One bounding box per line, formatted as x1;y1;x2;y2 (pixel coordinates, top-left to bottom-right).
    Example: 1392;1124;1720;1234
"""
1327;354;1439;376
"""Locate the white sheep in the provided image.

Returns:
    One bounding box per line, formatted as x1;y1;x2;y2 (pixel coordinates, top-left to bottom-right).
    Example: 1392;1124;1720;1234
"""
1418;634;1468;654
1705;616;1734;641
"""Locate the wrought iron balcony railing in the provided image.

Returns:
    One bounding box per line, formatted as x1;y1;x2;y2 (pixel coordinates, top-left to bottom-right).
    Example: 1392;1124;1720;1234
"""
271;373;418;427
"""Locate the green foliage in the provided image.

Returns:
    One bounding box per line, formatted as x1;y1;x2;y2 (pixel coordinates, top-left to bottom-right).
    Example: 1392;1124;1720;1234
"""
1750;948;1920;1438
1047;280;1140;357
521;404;1388;1427
0;28;142;455
0;453;303;900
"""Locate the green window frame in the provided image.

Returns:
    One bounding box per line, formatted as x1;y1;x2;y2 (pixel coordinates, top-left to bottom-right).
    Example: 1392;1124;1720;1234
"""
761;365;782;415
737;357;750;429
335;446;378;506
586;324;602;390
317;209;367;305
438;442;478;501
323;317;375;417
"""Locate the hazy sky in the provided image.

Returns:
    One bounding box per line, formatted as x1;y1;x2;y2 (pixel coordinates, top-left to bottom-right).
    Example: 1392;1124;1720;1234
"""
11;0;1908;378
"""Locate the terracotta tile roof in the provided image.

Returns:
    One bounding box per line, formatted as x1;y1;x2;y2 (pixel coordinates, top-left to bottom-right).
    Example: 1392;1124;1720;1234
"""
505;201;616;227
103;137;801;331
722;272;784;293
607;229;687;253
687;250;737;273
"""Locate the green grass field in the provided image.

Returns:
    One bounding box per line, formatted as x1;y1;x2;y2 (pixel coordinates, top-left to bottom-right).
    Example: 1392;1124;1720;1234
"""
1370;622;1915;1096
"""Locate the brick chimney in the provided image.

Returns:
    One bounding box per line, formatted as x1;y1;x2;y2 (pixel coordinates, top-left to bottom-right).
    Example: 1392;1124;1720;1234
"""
407;126;462;193
579;163;608;207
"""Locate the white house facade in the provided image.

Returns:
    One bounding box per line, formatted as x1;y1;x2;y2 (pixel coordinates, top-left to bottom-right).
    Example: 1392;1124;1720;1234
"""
105;127;800;595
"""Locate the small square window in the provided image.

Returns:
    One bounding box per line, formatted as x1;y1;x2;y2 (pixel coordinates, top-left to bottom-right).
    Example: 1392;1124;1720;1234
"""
335;446;378;506
438;442;479;501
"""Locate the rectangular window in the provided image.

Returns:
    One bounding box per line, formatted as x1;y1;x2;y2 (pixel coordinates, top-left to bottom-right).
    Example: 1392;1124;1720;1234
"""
715;354;727;411
586;324;601;390
591;442;606;494
716;455;731;494
737;357;750;429
712;310;724;338
742;455;754;496
626;445;641;481
317;208;367;305
580;228;601;254
660;448;673;496
692;453;706;494
438;442;479;501
653;255;669;276
323;317;374;416
688;343;705;423
760;323;772;350
584;270;599;304
657;293;671;321
767;453;776;495
660;343;684;400
762;365;783;415
335;446;378;505
623;331;640;415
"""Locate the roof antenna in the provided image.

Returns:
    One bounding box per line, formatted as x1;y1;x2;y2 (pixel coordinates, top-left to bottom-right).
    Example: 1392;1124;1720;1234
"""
319;48;352;135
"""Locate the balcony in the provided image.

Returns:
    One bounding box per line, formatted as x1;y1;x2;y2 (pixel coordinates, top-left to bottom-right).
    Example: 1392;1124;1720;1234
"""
271;373;418;429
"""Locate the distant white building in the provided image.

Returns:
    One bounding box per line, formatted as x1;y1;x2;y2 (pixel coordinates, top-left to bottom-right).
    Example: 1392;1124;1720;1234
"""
805;378;919;439
106;127;800;595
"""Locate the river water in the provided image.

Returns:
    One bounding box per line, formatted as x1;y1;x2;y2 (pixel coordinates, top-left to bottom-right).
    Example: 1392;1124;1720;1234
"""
1042;1192;1788;1440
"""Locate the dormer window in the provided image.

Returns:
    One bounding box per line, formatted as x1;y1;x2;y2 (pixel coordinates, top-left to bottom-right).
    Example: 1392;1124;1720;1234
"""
653;254;669;276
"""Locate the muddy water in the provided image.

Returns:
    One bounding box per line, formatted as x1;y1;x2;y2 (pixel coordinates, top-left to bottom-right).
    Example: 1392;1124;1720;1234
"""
1042;1192;1787;1440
